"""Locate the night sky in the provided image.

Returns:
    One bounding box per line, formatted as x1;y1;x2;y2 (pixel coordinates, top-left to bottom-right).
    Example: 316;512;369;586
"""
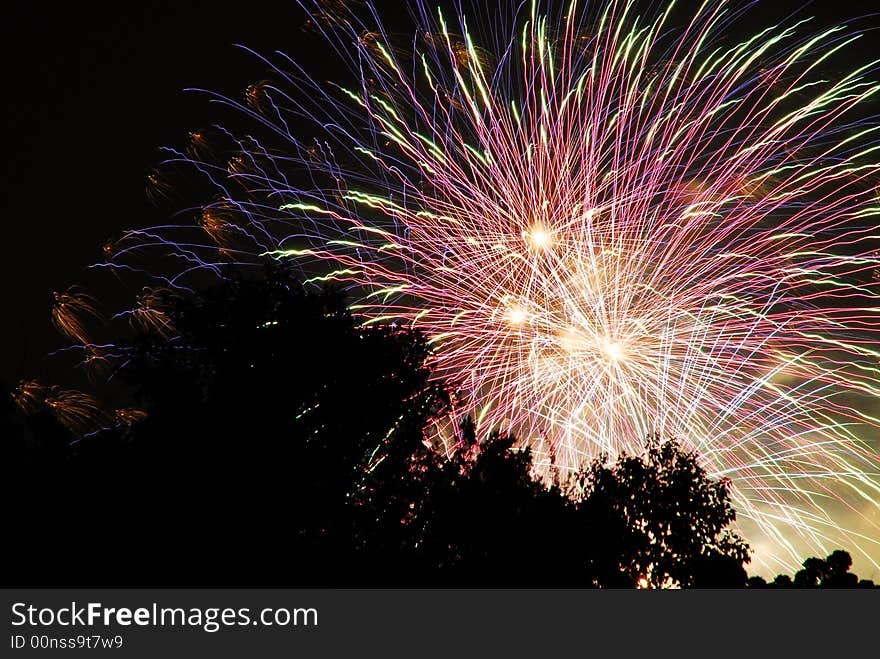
2;1;318;383
3;0;880;580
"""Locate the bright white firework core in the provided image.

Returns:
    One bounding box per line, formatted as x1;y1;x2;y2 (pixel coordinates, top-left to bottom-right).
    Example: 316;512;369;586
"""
604;340;624;362
525;225;553;250
508;306;527;325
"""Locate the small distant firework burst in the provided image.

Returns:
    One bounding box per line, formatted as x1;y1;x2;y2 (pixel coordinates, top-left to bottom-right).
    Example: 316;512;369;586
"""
13;380;111;436
93;0;880;572
51;287;102;347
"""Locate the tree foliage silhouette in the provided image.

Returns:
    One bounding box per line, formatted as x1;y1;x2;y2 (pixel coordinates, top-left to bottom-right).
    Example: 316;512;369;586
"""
114;262;448;581
6;263;755;587
749;549;877;588
574;439;750;587
359;419;586;585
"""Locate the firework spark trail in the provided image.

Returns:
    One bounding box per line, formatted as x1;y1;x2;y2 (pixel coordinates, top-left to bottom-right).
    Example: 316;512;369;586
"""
14;380;112;436
97;0;880;573
51;286;102;347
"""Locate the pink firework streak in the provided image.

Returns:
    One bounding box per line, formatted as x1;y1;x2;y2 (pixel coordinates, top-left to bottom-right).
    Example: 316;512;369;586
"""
104;0;880;575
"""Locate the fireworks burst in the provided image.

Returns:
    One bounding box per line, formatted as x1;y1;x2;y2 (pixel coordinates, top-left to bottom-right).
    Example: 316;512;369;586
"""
14;380;110;436
13;379;49;416
97;0;880;573
51;286;102;346
127;287;178;338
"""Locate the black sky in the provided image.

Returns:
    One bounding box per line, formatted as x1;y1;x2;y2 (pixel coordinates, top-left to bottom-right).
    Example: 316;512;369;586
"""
1;1;320;383
3;0;879;385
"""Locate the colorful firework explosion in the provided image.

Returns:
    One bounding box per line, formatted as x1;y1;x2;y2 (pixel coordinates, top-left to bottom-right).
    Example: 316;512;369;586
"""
83;0;880;574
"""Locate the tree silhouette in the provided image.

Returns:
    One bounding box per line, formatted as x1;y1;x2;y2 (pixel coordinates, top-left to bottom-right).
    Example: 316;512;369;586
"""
750;550;877;588
793;556;828;587
360;421;587;585
771;574;793;588
5;263;448;582
111;262;449;582
822;550;860;588
6;263;755;587
574;438;750;588
359;423;750;587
